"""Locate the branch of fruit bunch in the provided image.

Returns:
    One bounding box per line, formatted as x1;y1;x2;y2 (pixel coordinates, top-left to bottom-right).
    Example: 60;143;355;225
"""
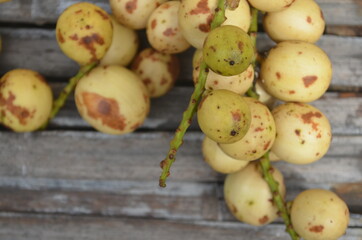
260;153;300;240
159;0;227;188
39;61;98;130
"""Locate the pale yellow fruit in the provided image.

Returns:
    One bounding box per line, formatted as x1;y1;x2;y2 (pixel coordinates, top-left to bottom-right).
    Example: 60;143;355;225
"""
291;189;349;240
261;41;332;102
100;16;139;66
192;49;254;95
263;0;325;43
202;136;249;174
271;102;332;164
56;2;113;65
0;69;53;132
75;65;150;134
131;48;179;98
219;97;276;161
247;0;295;12
197;89;251;144
178;0;250;49
110;0;167;30
146;1;190;54
224;162;286;226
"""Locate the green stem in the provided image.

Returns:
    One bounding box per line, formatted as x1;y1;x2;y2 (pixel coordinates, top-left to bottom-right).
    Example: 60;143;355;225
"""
260;153;300;240
39;61;98;130
159;0;227;188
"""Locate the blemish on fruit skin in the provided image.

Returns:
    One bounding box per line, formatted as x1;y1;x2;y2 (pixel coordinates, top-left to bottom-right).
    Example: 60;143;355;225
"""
80;33;105;62
163;28;176;37
289;90;295;94
69;34;78;41
309;225;324;233
81;92;126;131
307;16;312;23
0;91;35;125
190;0;210;15
285;0;296;8
302;75;318;87
75;9;82;14
57;29;65;43
263;141;271;150
94;9;109;20
255;127;264;132
151;19;157;29
301;111;322;131
259;215;269;224
198;14;213;32
276;72;281;79
231;110;241;122
125;0;138;14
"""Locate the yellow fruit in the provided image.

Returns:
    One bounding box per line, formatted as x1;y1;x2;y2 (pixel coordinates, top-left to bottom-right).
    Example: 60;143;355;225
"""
0;69;53;132
56;2;113;65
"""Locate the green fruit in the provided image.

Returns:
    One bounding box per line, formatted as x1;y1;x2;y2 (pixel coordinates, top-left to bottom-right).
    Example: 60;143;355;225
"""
197;89;251;144
203;25;254;76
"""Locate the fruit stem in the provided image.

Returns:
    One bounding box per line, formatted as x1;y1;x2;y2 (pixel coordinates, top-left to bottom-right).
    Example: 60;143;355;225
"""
259;152;300;240
39;61;98;130
159;0;227;188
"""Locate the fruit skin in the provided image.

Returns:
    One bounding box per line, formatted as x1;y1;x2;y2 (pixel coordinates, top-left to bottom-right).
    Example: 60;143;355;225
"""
224;162;286;226
261;41;332;102
75;65;150;135
99;16;139;66
131;48;180;98
197;89;251;144
219;97;276;161
56;2;113;65
263;0;325;43
109;0;167;30
203;25;254;76
291;189;349;240
271;102;332;164
0;69;53;132
247;0;296;12
146;1;190;54
202;136;249;174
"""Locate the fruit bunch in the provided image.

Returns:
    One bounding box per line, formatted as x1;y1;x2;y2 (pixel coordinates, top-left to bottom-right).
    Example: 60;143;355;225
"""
159;0;350;239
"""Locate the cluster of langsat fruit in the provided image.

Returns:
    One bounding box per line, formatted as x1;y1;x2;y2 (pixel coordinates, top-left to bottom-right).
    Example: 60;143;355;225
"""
174;0;349;240
0;0;186;134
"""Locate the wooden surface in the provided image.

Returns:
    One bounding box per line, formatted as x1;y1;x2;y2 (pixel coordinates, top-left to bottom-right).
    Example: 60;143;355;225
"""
0;0;361;239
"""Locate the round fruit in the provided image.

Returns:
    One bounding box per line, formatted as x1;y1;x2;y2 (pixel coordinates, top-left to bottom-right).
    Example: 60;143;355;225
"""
131;48;179;98
261;41;332;102
263;0;325;43
291;189;349;240
109;0;167;30
203;25;254;76
193;49;254;95
197;89;251;144
56;2;113;65
247;0;295;12
75;65;150;134
146;1;190;54
271;102;332;164
202;136;249;174
219;97;276;161
178;0;250;49
99;16;139;66
0;69;53;132
224;162;286;226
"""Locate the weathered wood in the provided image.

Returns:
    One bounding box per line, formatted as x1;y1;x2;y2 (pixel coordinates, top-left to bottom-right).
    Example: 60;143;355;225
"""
0;28;361;88
0;0;360;27
0;212;360;240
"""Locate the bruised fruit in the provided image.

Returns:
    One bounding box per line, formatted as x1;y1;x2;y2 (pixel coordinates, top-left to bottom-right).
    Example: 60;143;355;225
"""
197;89;251;144
0;69;53;132
291;189;349;240
202;136;249;174
219;97;276;161
110;0;167;30
271;102;332;164
203;25;254;76
146;1;190;54
75;65;150;134
131;48;179;98
56;2;113;65
224;162;286;226
100;16;139;66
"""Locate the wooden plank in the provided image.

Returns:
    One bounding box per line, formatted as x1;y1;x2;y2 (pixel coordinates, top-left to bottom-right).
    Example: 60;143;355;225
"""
0;0;360;26
0;28;361;87
0;131;360;184
0;212;360;240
